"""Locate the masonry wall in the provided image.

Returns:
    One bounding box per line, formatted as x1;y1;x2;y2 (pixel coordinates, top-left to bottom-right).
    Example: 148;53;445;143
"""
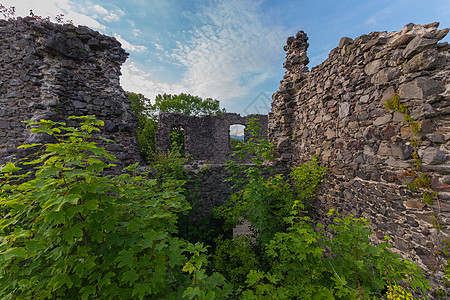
156;112;268;164
269;22;450;293
0;17;141;167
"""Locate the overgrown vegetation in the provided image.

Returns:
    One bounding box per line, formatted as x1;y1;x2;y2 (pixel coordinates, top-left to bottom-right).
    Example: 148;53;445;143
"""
0;117;230;299
212;118;429;299
0;116;431;299
384;94;437;204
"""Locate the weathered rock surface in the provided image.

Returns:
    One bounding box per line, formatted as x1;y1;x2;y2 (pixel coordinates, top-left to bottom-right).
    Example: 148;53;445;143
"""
268;22;450;296
0;17;141;169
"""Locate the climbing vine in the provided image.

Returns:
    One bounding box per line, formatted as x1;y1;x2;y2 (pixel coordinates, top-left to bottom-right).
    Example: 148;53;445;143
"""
383;93;437;204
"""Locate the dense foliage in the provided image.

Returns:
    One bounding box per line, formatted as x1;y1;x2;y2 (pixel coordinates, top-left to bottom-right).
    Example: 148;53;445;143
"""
152;93;226;116
212;118;430;299
0;116;431;299
0;117;230;299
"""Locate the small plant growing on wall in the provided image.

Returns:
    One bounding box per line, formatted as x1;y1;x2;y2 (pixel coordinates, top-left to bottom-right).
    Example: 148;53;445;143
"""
383;93;438;205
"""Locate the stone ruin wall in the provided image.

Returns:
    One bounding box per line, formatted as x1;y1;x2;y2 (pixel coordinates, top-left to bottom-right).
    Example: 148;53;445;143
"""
2;16;450;295
155;113;268;220
269;22;450;291
0;17;141;167
156;112;268;164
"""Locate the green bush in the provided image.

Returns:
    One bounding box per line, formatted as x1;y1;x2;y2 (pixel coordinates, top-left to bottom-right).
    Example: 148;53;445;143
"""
242;206;430;299
213;236;260;288
0;116;230;299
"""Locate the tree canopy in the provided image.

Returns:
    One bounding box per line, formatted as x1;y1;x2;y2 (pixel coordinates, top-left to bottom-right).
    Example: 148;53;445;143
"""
152;93;225;116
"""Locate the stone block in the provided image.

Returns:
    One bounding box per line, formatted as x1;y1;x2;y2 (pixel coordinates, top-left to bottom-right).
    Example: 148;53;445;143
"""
404;49;440;73
373;114;392;126
339;102;351;118
391;141;413;160
364;59;384;75
377;143;391;156
421;147;447;165
402;36;437;59
398;77;444;99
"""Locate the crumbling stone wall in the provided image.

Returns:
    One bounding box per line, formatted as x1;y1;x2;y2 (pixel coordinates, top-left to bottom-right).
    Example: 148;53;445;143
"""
269;22;449;292
0;17;141;167
156;112;268;163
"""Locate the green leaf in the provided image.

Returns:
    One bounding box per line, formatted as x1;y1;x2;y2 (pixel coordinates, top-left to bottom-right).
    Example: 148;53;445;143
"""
53;194;80;211
0;162;21;173
132;283;151;300
80;285;96;300
62;225;83;243
142;231;168;249
98;271;115;289
115;249;135;268
121;270;139;285
48;273;73;291
183;286;201;299
0;247;27;262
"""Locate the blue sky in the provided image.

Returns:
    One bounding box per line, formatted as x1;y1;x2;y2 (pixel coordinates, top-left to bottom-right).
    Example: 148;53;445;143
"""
3;0;450;114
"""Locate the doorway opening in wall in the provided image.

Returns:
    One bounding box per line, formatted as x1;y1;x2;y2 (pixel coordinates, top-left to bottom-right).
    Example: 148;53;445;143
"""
170;125;185;156
229;124;245;151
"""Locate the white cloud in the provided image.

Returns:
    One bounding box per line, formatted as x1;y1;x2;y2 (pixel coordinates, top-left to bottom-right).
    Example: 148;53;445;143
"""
92;4;108;15
120;61;187;102
0;0;106;30
103;8;124;22
153;43;164;51
114;34;147;52
133;28;142;37
170;0;285;100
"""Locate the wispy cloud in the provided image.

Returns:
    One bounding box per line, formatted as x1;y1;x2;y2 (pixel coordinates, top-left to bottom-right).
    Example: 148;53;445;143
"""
114;34;147;52
88;3;124;23
170;0;285;100
120;61;186;102
92;4;108;15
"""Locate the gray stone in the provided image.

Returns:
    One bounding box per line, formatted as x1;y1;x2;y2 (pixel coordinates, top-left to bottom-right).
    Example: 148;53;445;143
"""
72;100;86;109
385;157;410;168
364;59;384;75
391;141;413;160
360;95;370;103
9;79;21;86
377;143;391;156
339;37;353;48
403;36;437;59
373;114;392;126
398;77;444;99
0;121;10;129
363;145;376;156
339;102;351;118
371;68;400;85
421;147;447;165
390;34;415;49
434;28;449;41
404;49;441;73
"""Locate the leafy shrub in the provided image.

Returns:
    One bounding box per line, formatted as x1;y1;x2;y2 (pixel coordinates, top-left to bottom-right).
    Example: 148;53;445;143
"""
242;203;334;299
324;210;430;299
215;119;326;245
0;116;230;299
242;206;430;299
213;236;260;288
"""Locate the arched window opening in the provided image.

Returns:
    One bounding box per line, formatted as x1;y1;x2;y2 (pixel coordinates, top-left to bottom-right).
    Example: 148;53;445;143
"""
229;124;245;151
170;125;185;156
